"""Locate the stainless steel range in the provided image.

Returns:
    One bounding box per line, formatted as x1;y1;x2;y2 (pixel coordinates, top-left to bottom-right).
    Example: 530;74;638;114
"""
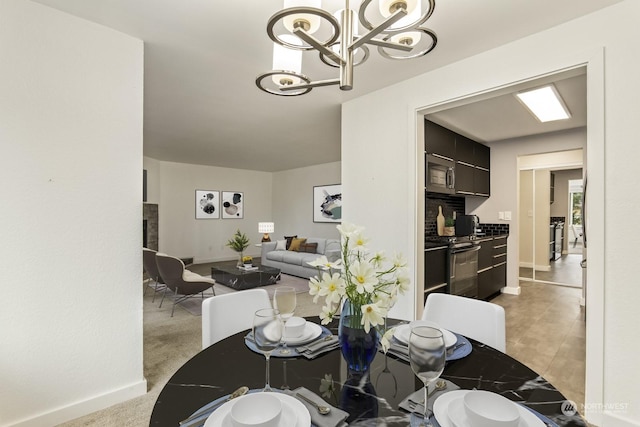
426;236;480;298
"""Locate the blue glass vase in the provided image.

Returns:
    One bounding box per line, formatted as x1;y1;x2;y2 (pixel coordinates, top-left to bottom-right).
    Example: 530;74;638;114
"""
338;299;379;374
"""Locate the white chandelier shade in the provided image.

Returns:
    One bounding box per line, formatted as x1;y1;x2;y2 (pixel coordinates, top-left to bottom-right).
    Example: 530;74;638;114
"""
271;34;303;86
256;0;438;96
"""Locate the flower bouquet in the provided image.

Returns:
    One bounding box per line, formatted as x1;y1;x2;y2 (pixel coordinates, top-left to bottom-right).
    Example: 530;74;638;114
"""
307;223;409;371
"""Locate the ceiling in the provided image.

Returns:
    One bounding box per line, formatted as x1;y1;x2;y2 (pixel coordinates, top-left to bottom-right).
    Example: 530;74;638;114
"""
32;0;620;171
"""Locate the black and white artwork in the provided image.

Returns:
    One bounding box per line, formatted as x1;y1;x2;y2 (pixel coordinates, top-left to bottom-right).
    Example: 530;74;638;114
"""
222;191;243;219
313;184;342;223
195;190;219;219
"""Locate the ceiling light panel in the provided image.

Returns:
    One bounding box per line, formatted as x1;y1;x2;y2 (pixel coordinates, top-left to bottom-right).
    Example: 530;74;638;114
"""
515;84;571;122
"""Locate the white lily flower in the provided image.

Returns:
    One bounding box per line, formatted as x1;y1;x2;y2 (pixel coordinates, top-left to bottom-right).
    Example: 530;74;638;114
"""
319;303;335;325
350;260;378;294
337;222;364;239
360;302;385;333
395;273;410;294
307;255;342;270
308;276;322;303
391;252;407;268
380;327;395;353
370;251;386;268
318;272;346;305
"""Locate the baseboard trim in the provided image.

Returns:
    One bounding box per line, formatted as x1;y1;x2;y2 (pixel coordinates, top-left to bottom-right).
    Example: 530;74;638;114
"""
601;411;640;427
502;286;521;295
9;379;147;427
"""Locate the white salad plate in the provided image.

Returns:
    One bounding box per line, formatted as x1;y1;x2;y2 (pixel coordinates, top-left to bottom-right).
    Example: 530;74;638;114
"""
433;390;544;427
283;322;322;346
204;393;311;427
394;321;457;348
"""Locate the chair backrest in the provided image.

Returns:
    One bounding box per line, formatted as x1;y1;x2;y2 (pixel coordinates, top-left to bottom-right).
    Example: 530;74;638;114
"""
202;289;272;348
155;253;185;291
143;248;162;282
571;224;581;239
422;293;506;352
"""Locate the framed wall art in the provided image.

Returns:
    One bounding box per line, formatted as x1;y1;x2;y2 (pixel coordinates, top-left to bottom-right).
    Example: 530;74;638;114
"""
313;184;342;223
195;190;220;219
222;191;244;219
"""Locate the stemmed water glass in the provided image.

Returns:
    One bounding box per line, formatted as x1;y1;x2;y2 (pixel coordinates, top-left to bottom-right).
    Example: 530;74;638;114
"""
273;286;296;355
409;326;446;427
252;308;283;392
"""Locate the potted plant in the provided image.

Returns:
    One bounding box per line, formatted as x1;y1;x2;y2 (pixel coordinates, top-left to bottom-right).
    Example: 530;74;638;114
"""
242;255;253;267
444;217;455;236
226;229;250;267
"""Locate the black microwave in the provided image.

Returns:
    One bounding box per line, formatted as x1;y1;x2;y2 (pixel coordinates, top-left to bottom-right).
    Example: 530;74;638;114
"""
426;154;455;194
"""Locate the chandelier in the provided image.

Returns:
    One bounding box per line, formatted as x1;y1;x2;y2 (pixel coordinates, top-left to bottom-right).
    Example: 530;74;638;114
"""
256;0;437;96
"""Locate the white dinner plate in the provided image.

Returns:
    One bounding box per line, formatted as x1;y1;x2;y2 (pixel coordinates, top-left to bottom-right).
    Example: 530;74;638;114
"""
394;321;457;348
283;322;322;346
433;390;544;427
204;392;311;427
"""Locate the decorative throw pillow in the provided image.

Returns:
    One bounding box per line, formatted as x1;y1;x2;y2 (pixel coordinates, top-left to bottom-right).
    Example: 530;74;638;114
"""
299;242;318;254
284;235;297;250
288;237;307;252
275;239;287;251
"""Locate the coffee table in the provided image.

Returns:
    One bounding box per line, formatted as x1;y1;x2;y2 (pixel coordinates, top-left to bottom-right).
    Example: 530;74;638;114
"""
210;261;281;290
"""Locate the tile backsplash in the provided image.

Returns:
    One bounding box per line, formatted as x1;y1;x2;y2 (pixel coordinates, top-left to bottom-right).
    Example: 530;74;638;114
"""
479;223;510;235
425;193;465;236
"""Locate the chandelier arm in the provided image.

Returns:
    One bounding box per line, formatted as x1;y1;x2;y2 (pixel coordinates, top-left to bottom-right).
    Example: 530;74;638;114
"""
279;78;340;91
350;8;407;51
365;37;414;52
293;28;345;65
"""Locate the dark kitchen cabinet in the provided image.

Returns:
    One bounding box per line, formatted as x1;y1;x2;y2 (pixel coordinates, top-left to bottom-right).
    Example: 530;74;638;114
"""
475;143;490;170
424;120;456;160
425;246;448;305
477;236;508;300
425;119;491;198
455;135;475;164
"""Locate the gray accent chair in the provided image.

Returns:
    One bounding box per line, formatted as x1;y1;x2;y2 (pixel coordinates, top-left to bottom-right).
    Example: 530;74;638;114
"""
156;253;216;317
143;248;165;302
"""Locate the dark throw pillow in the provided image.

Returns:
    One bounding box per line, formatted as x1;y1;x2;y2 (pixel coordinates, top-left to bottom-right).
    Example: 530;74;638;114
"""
284;235;297;250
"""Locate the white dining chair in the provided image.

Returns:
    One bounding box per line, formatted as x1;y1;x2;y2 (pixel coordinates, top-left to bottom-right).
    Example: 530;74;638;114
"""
421;293;506;352
202;288;272;349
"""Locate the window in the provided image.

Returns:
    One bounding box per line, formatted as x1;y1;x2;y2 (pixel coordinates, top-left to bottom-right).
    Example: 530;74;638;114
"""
568;179;583;226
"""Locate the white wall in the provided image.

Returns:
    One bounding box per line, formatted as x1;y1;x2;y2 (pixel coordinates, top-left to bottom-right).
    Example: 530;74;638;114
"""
342;2;640;425
0;1;145;426
143;158;273;262
272;162;341;240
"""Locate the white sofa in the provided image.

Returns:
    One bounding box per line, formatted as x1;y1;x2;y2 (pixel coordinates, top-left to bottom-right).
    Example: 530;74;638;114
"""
261;237;341;279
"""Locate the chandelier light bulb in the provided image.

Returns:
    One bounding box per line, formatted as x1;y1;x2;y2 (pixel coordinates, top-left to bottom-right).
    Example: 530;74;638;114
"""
389;30;422;46
378;0;421;30
283;0;322;34
272;34;303;86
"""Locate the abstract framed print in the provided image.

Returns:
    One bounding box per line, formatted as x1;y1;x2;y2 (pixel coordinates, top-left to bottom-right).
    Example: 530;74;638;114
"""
195;190;219;219
313;184;342;223
222;191;244;219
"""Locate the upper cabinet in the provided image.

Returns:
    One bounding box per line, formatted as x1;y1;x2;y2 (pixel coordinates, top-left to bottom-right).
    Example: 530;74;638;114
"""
424;119;491;198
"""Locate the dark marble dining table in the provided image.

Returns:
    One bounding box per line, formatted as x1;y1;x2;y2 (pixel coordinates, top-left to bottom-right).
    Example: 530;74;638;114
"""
149;318;587;426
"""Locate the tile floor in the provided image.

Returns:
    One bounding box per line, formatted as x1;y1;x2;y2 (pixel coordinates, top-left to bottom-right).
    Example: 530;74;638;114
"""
492;282;586;408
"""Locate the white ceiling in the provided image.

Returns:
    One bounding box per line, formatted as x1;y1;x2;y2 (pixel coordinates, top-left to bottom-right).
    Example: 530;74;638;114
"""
32;0;620;171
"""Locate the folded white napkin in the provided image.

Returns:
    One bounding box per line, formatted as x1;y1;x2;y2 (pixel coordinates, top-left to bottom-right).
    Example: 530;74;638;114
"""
398;380;459;414
286;387;349;427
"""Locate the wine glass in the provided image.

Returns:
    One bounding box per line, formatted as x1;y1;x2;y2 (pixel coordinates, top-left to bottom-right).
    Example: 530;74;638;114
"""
273;286;296;355
252;308;283;392
409;326;446;427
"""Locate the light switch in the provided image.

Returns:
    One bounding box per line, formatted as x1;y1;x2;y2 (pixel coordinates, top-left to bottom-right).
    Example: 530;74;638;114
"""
498;212;505;220
504;211;512;220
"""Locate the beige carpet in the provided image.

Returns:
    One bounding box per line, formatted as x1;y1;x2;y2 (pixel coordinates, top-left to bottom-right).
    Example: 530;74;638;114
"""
156;273;311;316
57;265;320;427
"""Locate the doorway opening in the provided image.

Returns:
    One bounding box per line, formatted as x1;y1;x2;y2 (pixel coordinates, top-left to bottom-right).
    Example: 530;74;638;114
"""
518;152;584;289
